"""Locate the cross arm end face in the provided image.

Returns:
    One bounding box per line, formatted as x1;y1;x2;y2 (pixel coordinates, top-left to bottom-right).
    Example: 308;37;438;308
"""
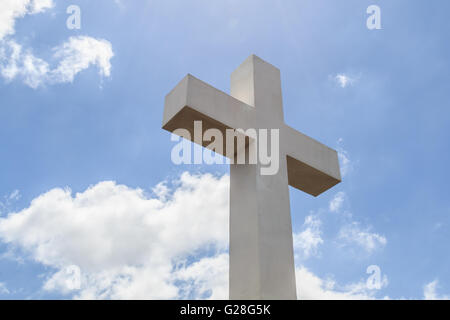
162;74;190;130
284;126;342;197
287;155;341;197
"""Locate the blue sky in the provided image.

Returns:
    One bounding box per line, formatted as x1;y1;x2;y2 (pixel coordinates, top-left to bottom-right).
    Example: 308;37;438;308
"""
0;0;449;299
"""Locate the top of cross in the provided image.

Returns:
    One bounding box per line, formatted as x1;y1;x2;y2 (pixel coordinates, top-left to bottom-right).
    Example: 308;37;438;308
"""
162;54;341;196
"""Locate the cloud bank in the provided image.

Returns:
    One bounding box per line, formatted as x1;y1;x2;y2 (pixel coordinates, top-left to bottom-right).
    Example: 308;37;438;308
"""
0;172;391;300
0;0;114;88
0;173;229;299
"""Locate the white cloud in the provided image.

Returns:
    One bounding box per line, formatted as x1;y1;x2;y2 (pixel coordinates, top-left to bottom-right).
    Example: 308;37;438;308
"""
0;282;9;295
8;190;21;201
338;222;387;253
0;172;390;300
0;0;54;40
293;215;323;259
329;142;386;255
296;266;376;299
0;1;113;88
29;0;53;14
0;190;21;216
0;37;113;88
51;36;114;83
424;280;449;300
0;40;49;88
0;173;229;299
333;73;357;88
173;254;229;300
329;191;345;213
337;138;352;178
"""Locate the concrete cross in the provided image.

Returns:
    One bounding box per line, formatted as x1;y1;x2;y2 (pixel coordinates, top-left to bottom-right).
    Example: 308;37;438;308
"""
162;55;341;300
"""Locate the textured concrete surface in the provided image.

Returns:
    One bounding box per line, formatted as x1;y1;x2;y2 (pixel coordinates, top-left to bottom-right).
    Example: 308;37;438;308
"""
162;55;341;299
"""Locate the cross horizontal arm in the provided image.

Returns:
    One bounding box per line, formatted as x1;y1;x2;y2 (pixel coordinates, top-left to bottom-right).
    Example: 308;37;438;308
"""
162;74;255;156
163;74;255;131
283;124;341;197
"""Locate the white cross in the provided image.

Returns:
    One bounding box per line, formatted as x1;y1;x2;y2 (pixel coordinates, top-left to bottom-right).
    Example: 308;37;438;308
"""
163;55;341;300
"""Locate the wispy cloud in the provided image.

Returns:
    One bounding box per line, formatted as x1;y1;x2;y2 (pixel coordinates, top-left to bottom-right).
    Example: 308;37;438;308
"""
1;37;114;88
332;73;358;88
338;222;387;254
0;282;9;295
0;190;21;216
328;189;387;255
293;215;323;260
424;280;449;300
0;0;114;88
296;266;379;300
329;191;345;213
337;138;352;178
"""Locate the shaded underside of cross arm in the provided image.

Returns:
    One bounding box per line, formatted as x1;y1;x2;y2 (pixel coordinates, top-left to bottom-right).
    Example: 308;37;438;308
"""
162;74;255;157
283;125;341;197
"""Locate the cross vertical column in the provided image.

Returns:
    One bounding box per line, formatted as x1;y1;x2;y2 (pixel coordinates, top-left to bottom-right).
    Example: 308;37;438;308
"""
229;55;297;300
